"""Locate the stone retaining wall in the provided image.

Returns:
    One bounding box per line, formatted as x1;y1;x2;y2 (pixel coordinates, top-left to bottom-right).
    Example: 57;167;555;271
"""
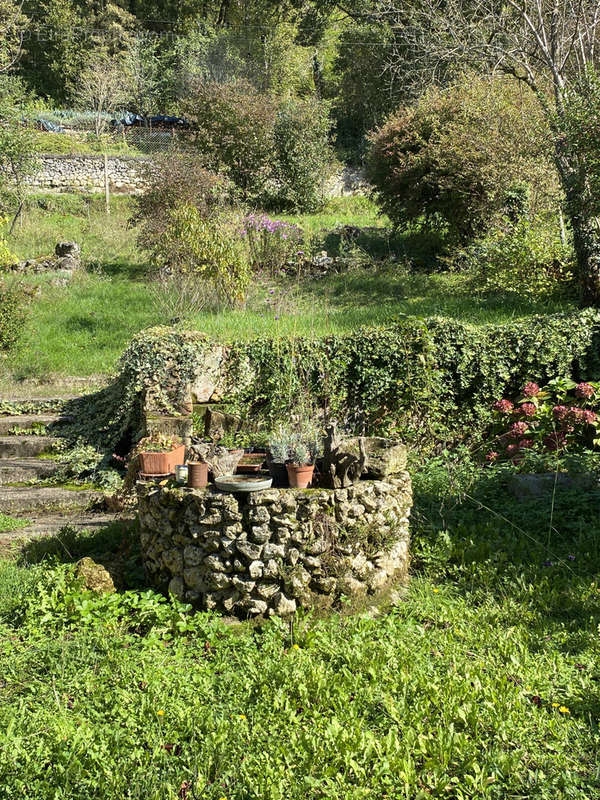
26;155;150;194
137;475;411;618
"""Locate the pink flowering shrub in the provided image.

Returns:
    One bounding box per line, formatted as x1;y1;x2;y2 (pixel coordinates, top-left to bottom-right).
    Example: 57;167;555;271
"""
486;378;600;463
241;214;303;275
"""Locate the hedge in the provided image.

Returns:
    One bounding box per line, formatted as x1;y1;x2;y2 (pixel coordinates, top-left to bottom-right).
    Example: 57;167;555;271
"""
59;309;600;458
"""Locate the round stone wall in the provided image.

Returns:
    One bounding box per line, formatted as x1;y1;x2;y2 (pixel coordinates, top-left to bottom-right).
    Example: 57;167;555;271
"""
137;475;412;618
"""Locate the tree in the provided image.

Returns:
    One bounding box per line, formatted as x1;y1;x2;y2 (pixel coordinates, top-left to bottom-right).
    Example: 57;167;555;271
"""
0;0;28;74
0;115;38;233
377;0;600;305
72;53;130;136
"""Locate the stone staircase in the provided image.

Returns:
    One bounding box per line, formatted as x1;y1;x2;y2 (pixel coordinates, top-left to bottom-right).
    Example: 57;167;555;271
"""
0;405;126;547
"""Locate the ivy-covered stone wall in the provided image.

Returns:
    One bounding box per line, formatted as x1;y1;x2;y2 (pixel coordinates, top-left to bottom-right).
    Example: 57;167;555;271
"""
137;475;412;618
58;309;600;462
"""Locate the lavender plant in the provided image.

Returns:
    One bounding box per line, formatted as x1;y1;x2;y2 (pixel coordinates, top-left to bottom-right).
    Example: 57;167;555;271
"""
240;213;303;275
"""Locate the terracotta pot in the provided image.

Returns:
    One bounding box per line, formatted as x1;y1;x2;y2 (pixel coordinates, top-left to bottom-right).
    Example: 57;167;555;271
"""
187;461;208;488
286;463;314;489
139;444;185;475
236;452;266;474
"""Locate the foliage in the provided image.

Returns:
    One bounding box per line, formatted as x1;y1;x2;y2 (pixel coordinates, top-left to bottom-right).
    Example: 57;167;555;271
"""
0;513;29;532
150;205;250;311
0;278;27;351
271;96;333;212
182;80;277;203
182;82;332;211
268;420;322;465
366;75;558;243
134;153;228;252
448;215;575;298
0;111;39;232
135;433;182;454
486;378;600;463
241;213;303;275
0;0;28;75
0;216;16;268
1;459;600;797
333;22;404;156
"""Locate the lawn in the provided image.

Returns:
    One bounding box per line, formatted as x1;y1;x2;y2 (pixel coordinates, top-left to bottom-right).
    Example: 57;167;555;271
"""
2;195;574;381
1;458;598;799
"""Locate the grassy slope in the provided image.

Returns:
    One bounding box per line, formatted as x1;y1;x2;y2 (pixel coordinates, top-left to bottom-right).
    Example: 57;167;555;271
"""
2;195;573;380
0;462;598;798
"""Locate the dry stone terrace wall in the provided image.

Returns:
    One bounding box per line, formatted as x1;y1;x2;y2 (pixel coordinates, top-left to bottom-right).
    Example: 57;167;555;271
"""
137;475;412;618
26;155;150;194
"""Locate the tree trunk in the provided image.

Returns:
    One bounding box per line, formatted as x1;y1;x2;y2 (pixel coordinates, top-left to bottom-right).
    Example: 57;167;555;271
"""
553;144;600;307
570;213;600;307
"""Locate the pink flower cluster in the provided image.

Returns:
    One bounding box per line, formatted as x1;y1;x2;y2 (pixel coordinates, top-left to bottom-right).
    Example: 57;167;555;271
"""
487;379;599;462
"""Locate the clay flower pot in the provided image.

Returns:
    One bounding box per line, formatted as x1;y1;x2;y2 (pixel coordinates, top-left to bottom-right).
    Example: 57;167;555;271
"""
286;463;314;489
139;444;185;475
187;461;208;488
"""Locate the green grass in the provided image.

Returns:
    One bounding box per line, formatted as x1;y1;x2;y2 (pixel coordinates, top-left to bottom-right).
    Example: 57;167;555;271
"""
0;513;29;533
1;194;575;380
0;461;598;798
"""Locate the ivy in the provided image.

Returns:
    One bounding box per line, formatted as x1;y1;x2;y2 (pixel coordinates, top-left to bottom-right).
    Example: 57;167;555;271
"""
56;310;600;467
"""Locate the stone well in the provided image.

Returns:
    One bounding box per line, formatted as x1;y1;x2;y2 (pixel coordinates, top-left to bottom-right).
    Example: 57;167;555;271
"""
137;474;412;618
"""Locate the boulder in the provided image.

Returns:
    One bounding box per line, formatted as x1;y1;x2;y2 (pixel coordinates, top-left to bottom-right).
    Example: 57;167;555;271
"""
75;557;115;594
345;437;407;479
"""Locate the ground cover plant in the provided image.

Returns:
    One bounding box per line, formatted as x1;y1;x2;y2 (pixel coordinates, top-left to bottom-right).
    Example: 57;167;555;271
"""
0;458;598;799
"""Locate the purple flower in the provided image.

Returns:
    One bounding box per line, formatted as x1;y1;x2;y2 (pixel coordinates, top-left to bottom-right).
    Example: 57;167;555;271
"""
567;555;576;561
543;560;554;567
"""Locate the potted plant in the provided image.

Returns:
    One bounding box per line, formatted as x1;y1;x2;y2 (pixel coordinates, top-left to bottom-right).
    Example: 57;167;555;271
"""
137;433;186;475
267;427;293;487
286;440;315;488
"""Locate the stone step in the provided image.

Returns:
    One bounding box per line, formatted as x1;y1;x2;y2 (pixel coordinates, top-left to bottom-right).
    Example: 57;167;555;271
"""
0;458;60;483
0;486;102;515
0;415;68;435
0;512;135;551
0;436;61;458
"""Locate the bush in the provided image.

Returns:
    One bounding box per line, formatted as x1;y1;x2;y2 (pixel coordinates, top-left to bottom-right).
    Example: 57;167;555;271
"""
486;378;600;465
0;280;27;351
182;80;277;204
151;205;250;311
134;152;229;253
447;215;575;298
182;82;332;210
271;97;333;212
366;75;558;243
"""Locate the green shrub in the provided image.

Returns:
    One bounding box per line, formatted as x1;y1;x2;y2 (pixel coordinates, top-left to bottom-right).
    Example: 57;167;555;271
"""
0;279;27;351
182;80;277;204
182;81;332;210
151;205;250;311
134;152;229;253
366;75;558;242
271;96;332;212
447;215;575;298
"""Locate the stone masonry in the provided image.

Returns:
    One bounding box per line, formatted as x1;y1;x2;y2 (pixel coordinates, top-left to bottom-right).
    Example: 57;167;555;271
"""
137;475;412;618
26;155;150;194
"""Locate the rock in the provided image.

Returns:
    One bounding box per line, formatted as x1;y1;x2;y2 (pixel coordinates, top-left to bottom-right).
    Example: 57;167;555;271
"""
204;408;241;441
236;540;264;561
168;576;184;600
273;592;297;616
75;558;115;594
248;560;264;579
55;241;81;259
344;438;407;479
190;442;244;478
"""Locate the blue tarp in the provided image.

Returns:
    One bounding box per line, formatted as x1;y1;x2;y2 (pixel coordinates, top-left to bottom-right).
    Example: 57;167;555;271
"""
36;118;66;133
111;113;189;129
